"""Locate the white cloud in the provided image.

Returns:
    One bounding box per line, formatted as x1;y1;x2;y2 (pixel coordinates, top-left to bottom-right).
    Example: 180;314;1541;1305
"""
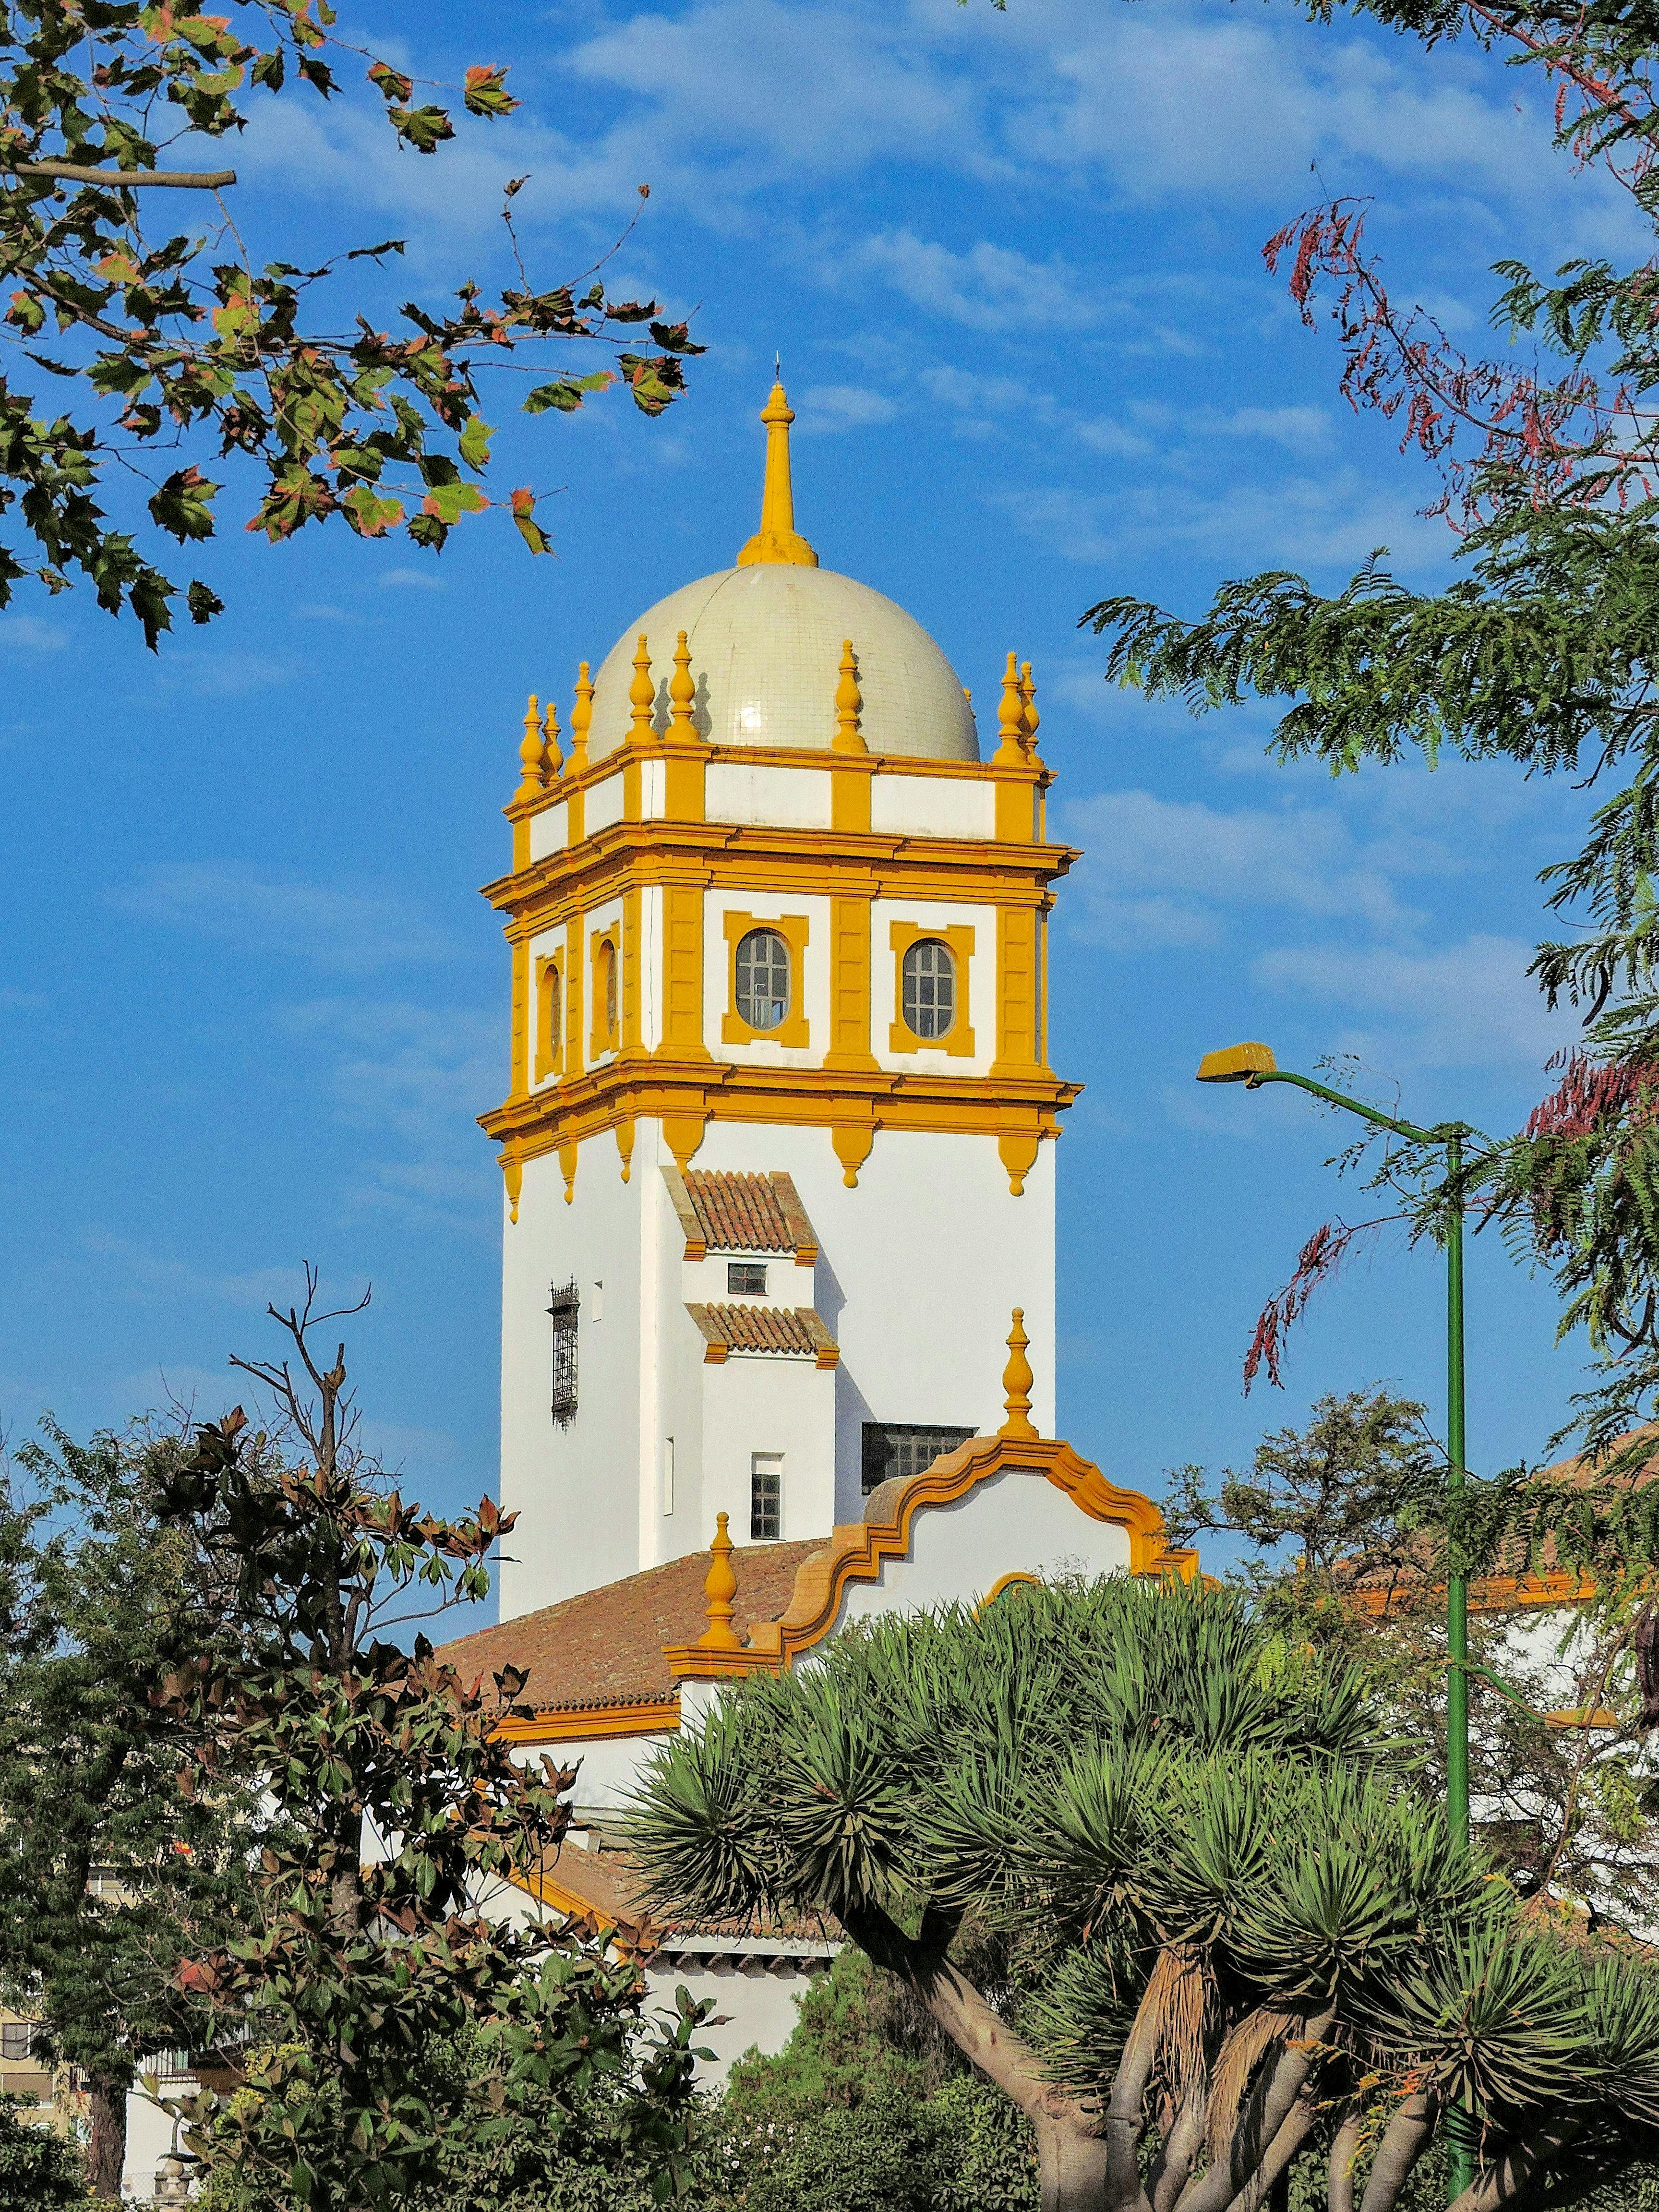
379;567;447;592
1196;405;1334;453
115;865;460;972
154;651;294;697
1253;934;1575;1070
0;612;69;653
795;383;901;432
849;229;1101;332
1064;790;1416;948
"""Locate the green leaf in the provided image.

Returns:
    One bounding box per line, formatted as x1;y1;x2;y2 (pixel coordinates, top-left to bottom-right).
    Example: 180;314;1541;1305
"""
458;415;494;470
523;373;612;415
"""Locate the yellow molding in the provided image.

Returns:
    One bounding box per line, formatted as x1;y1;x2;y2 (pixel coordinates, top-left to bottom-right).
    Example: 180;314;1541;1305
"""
510;938;530;1098
992;905;1041;1079
982;1570;1040;1608
492;1697;682;1743
622;887;642;1054
824;895;877;1080
565;916;584;1082
722;910;812;1049
831;757;875;833
658;882;712;1062
888;919;975;1058
665;1434;1198;1679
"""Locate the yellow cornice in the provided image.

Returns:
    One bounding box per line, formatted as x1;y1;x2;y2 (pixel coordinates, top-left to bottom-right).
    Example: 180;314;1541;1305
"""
504;741;1051;827
479;1053;1080;1169
665;1434;1198;1679
493;1697;681;1743
483;825;1078;931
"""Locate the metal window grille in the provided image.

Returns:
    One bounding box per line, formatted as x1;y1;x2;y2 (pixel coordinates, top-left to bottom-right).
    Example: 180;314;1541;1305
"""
736;929;790;1030
901;939;955;1039
603;942;618;1038
727;1261;768;1296
751;1454;782;1541
861;1422;975;1496
548;1280;579;1427
0;2021;35;2061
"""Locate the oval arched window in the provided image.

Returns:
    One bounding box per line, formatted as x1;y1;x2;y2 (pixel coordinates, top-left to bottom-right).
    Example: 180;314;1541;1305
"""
603;941;618;1040
736;928;790;1031
902;938;955;1040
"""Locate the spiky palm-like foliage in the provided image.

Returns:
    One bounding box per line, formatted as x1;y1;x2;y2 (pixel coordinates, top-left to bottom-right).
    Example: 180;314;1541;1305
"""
628;1577;1659;2212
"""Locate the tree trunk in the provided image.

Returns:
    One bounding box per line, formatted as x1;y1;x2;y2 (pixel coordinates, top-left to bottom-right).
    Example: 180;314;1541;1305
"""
85;2075;127;2200
1035;2110;1119;2212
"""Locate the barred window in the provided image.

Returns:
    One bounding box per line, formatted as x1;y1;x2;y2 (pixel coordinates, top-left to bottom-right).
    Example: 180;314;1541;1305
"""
901;939;955;1040
0;2021;35;2062
548;1280;579;1428
727;1262;768;1297
736;929;790;1031
751;1453;782;1541
861;1422;974;1496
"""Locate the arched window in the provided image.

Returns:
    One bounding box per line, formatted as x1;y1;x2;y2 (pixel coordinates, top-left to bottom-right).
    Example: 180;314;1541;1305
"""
736;928;790;1031
901;938;955;1040
536;958;562;1080
603;939;618;1041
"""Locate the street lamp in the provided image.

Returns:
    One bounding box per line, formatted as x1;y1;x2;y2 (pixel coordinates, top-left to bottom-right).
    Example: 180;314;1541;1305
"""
1197;1040;1475;2202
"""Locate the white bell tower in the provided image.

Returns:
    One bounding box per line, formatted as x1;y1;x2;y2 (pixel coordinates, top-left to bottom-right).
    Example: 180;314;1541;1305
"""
481;382;1082;1621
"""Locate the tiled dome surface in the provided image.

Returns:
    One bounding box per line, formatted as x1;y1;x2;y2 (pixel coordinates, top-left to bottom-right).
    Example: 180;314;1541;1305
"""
586;563;980;764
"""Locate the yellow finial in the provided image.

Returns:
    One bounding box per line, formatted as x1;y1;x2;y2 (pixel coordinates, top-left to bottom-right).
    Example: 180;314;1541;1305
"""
999;1308;1038;1441
542;697;564;780
628;635;655;748
516;693;547;802
1019;662;1040;757
736;380;818;568
569;662;593;773
833;638;866;754
994;652;1025;766
695;1512;743;1650
669;630;699;740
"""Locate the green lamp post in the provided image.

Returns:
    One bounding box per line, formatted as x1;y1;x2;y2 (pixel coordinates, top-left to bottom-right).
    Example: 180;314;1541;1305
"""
1196;1041;1474;2200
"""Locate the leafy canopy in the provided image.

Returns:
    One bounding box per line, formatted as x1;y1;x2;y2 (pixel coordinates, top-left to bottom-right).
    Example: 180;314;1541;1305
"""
0;3;703;645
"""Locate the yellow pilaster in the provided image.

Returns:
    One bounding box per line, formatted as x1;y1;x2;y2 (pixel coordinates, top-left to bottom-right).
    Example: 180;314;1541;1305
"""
510;938;530;1098
658;879;712;1063
992;905;1041;1078
824;895;877;1071
565;916;583;1079
622;885;642;1052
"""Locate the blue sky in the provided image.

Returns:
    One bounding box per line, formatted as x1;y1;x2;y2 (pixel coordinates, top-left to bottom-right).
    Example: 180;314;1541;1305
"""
0;0;1624;1610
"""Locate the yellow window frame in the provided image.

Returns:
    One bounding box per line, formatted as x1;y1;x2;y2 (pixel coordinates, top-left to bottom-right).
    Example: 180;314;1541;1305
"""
722;911;811;1048
534;953;564;1082
889;920;975;1058
589;925;621;1058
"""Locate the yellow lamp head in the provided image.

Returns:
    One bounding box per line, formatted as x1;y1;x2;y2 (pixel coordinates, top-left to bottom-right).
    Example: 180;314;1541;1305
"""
1196;1042;1278;1084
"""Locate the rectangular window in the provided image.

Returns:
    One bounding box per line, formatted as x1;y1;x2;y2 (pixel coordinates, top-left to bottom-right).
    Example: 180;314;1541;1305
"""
1;2021;34;2061
750;1453;782;1541
548;1280;579;1428
727;1261;768;1297
861;1422;975;1496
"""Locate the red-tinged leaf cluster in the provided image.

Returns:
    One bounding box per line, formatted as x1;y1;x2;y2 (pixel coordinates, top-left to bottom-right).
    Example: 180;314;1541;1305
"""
1244;1217;1384;1394
0;5;706;644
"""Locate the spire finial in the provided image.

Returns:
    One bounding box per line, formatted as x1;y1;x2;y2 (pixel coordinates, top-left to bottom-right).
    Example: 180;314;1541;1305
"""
628;635;655;747
669;629;700;740
542;697;564;780
833;638;866;754
695;1512;743;1650
569;662;593;773
999;1308;1038;1441
736;376;819;569
516;693;547;802
1019;661;1040;757
994;652;1026;766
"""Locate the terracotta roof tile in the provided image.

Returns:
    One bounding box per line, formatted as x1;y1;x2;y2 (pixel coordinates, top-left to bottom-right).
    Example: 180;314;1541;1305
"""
662;1168;818;1260
685;1302;838;1362
435;1538;825;1710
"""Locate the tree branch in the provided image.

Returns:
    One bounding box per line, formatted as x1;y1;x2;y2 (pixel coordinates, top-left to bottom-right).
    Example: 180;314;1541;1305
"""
1449;2118;1585;2212
1328;2102;1361;2212
1225;2096;1320;2212
1358;2092;1436;2212
4;162;239;188
1174;2009;1334;2212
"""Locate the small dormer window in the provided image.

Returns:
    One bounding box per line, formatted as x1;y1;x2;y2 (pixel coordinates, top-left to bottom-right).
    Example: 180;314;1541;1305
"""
727;1262;768;1297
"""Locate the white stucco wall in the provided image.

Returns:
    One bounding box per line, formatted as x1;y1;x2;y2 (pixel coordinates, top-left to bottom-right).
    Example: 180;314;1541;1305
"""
707;761;833;830
586;772;625;836
837;1467;1130;1625
870;773;995;841
528;797;568;861
698;1348;837;1544
703;890;833;1069
643;1953;827;2080
869;896;996;1078
499;1144;646;1618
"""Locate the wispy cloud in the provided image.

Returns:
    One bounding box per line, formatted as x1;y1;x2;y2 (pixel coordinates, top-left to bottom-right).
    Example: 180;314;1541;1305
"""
379;567;447;592
0;612;69;653
795;383;901;432
114;865;461;973
1253;934;1574;1071
849;229;1102;332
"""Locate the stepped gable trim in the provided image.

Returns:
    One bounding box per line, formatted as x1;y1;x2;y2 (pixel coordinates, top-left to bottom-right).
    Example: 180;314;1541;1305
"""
665;1434;1196;1680
685;1302;839;1367
662;1165;819;1264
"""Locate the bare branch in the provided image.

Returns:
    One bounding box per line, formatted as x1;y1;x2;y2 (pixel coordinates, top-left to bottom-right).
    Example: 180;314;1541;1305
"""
4;161;238;188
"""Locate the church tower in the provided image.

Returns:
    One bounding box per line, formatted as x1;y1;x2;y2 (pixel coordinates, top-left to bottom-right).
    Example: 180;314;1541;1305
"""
481;384;1082;1621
